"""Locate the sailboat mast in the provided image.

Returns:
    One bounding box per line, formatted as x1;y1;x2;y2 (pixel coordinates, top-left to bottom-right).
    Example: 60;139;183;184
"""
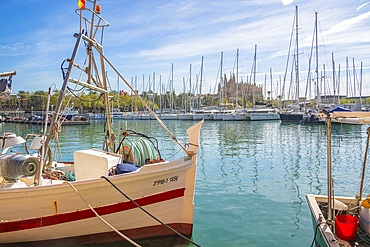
171;63;174;111
332;53;335;104
264;74;267;103
270;68;273;102
353;58;356;100
253;45;257;109
135;76;137;112
159;75;162;111
189;64;192;111
338;65;341;105
346;57;349;101
361;62;363;108
153;72;156;111
295;5;299;107
183;77;186;111
236;49;239;108
315;11;320;109
220;52;223;108
199;56;204;108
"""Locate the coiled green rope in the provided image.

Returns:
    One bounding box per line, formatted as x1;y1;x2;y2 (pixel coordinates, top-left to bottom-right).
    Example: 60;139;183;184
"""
121;138;157;166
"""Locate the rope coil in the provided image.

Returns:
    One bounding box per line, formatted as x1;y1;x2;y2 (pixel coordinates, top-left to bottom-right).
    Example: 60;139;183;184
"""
120;138;157;166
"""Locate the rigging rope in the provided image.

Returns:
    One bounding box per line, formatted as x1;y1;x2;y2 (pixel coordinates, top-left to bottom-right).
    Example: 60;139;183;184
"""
66;182;141;247
50;122;62;162
67;86;104;102
101;176;201;247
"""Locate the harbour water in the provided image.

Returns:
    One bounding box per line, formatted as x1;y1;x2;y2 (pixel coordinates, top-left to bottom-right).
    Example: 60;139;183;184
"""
1;120;369;246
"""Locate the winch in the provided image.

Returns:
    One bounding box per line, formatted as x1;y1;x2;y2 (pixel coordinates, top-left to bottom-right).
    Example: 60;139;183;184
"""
0;154;39;182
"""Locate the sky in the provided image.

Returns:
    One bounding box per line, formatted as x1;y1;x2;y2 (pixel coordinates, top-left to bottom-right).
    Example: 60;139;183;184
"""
1;0;370;100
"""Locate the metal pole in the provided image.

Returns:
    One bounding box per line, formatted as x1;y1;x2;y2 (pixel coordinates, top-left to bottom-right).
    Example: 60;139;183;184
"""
360;127;370;199
44;33;82;151
326;111;333;227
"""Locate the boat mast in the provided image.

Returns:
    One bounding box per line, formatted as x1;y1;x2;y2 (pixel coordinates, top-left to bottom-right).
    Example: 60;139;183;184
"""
220;52;223;108
264;74;267;103
361;62;363;108
153;72;156;111
135;76;137;112
199;57;204;109
295;5;299;108
253;45;257;109
117;75;119;112
159;75;162;112
353;58;356;102
236;49;239;108
270;68;273;104
338;65;341;105
189;64;192;111
315;11;320;109
183;77;186;111
346;57;349;102
332;53;335;104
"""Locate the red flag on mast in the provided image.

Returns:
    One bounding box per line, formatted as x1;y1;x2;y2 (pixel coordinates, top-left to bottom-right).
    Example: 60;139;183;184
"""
122;90;125;97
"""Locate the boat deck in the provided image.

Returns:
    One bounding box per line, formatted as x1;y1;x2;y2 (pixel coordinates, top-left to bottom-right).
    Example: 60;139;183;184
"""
317;201;370;247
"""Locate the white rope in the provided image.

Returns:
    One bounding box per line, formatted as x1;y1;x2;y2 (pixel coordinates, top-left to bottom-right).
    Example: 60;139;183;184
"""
66;182;141;247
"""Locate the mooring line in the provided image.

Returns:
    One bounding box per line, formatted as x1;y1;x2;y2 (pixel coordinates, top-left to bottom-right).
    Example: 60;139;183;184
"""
66;182;141;247
101;176;201;247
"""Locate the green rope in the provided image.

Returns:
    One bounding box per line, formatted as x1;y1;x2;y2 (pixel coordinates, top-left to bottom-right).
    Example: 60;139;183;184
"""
121;138;158;166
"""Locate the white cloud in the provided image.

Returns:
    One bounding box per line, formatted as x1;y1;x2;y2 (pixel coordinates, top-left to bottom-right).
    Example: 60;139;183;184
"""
357;1;370;11
282;0;294;6
324;11;370;36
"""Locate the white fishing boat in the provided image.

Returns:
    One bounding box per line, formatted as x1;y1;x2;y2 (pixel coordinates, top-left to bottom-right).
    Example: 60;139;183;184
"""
0;2;203;246
306;111;370;247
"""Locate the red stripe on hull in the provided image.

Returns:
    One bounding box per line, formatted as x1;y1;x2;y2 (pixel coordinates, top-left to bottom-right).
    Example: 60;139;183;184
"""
2;223;193;247
0;188;185;233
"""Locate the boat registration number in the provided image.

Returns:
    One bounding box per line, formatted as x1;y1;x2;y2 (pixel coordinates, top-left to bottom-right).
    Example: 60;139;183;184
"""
153;175;178;186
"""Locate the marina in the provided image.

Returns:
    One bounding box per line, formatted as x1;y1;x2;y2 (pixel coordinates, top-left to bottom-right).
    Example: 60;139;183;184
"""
1;0;370;246
1;119;370;246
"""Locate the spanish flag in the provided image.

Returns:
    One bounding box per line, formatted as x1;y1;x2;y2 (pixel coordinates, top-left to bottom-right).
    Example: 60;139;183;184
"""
78;0;85;9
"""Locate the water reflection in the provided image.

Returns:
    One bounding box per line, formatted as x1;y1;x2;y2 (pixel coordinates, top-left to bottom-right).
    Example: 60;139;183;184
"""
2;120;370;246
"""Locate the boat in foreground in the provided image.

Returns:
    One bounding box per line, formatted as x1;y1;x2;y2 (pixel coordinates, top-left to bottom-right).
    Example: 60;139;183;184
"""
306;111;370;247
0;2;203;246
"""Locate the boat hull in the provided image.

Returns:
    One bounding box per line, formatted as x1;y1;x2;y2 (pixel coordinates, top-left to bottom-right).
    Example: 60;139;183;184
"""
0;156;196;246
235;113;249;121
212;113;223;121
193;114;213;121
178;114;193;120
279;113;303;122
306;194;360;247
222;114;236;121
249;113;280;121
160;114;178;120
